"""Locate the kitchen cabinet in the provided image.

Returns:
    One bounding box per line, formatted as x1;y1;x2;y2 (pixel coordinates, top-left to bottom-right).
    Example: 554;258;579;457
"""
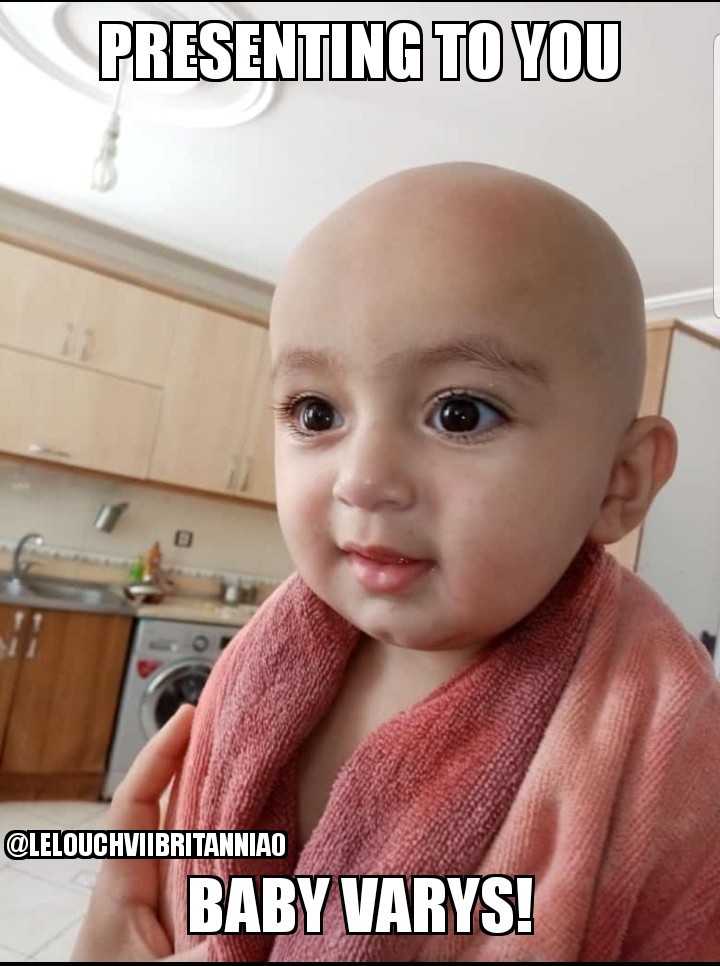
75;272;176;385
149;305;267;496
232;334;276;505
606;320;720;651
0;603;132;800
0;345;162;478
0;238;277;506
0;240;82;364
0;610;24;760
0;239;174;385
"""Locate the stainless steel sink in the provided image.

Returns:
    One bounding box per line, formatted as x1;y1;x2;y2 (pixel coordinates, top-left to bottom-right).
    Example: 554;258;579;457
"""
0;573;133;614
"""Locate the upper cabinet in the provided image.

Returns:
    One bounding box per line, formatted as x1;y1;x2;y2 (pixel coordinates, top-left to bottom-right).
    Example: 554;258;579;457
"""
0;346;162;478
0;240;174;385
0;238;276;504
148;305;267;496
74;272;175;385
0;240;83;361
234;334;276;505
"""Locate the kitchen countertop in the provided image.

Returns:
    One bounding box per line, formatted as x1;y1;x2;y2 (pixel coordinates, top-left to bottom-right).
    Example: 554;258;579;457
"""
0;570;262;626
134;598;259;627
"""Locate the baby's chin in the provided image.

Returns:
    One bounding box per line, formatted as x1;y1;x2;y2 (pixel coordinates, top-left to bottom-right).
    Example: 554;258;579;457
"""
314;557;485;651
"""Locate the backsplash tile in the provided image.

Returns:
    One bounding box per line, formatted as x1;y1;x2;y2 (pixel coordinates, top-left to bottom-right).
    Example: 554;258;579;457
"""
0;455;294;582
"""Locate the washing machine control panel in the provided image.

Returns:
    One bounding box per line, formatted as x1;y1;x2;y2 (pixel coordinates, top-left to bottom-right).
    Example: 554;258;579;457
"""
148;637;180;652
136;621;241;659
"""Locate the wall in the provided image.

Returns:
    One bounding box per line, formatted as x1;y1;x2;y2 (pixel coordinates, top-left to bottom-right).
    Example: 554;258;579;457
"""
0;186;274;322
0;454;294;582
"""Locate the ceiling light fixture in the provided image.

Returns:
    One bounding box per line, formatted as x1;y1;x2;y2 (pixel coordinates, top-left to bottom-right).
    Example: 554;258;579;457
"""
0;3;274;126
91;57;128;192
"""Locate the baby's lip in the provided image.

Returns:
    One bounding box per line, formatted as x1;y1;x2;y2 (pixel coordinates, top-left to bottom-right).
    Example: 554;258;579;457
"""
341;542;428;564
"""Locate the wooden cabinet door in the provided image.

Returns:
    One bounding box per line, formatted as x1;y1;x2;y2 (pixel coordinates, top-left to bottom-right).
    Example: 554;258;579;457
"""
149;306;266;494
76;273;175;385
606;324;673;571
0;240;83;360
0;240;174;385
0;606;28;753
0;346;162;477
236;334;276;505
0;610;132;775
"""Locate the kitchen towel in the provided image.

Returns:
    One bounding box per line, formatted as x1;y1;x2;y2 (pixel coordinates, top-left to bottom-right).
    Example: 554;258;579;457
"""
160;539;720;961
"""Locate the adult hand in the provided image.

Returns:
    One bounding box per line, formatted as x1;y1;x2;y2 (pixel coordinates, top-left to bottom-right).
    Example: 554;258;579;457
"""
71;703;208;962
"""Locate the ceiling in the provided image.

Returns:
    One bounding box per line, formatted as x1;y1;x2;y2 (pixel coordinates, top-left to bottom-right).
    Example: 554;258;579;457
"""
0;1;718;314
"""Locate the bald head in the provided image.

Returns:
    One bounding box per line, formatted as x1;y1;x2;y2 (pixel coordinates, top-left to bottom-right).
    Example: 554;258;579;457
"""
273;162;647;439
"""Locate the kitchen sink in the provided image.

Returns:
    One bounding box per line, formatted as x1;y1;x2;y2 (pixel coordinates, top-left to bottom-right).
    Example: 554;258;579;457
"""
0;573;133;614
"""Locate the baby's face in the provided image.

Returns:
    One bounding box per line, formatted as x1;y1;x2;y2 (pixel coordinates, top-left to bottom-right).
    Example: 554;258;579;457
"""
269;170;634;652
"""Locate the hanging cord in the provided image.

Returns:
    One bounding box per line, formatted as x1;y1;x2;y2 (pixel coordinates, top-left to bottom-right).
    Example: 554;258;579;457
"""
91;58;129;192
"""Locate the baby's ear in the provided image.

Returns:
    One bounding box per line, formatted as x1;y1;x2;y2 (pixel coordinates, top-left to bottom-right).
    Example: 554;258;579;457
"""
588;415;678;545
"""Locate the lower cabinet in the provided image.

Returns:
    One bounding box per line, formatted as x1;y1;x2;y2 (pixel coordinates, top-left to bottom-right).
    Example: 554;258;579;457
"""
0;604;133;800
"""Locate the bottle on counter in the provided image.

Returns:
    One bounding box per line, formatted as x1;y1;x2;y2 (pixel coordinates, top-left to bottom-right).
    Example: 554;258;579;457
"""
128;555;144;583
143;541;162;583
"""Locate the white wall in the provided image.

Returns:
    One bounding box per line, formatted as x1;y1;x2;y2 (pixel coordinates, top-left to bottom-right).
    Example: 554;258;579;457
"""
0;454;294;582
637;329;720;644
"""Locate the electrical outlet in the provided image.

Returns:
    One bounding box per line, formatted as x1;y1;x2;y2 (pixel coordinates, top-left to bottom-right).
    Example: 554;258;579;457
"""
174;529;193;548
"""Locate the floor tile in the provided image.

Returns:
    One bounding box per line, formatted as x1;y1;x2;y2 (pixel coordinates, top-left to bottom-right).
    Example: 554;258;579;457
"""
23;801;107;829
1;803;64;870
0;802;64;840
0;866;87;957
31;917;83;963
6;853;99;891
70;868;97;890
0;945;29;962
1;801;109;874
74;806;111;831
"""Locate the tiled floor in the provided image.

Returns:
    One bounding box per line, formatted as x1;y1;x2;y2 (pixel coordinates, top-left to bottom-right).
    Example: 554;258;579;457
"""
0;799;109;962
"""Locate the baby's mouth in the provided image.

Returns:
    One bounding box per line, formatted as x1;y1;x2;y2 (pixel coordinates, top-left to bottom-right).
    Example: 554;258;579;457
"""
340;542;429;565
340;543;434;594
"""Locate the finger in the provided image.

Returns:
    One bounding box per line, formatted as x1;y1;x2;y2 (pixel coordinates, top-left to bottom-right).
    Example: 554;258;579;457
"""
110;703;195;828
92;704;196;907
162;939;211;962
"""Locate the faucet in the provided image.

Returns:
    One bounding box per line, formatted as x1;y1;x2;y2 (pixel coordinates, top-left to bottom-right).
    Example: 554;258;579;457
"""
12;533;44;583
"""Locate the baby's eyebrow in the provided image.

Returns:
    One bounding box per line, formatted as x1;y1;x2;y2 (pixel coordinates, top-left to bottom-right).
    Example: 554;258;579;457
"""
271;335;549;387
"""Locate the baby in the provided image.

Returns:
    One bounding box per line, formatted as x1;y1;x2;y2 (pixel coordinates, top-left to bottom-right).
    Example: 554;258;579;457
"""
74;162;720;962
269;161;673;844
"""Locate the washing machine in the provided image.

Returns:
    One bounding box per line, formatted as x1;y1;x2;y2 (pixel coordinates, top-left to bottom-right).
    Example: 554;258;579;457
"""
102;617;243;800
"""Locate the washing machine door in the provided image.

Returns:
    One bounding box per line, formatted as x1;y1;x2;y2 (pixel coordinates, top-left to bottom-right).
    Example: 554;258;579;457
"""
140;659;213;739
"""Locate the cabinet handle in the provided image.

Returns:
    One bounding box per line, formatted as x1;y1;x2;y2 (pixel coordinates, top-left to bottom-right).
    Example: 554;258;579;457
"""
60;323;75;357
28;443;71;459
5;610;25;660
25;612;43;660
239;455;253;492
226;459;237;490
80;328;93;362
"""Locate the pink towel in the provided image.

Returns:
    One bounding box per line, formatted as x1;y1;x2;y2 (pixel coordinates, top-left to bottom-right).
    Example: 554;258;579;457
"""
160;540;720;961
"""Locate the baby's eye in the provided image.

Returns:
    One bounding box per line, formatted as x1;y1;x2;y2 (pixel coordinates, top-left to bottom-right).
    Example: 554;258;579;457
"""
272;391;507;443
296;397;338;433
428;392;506;442
272;395;340;438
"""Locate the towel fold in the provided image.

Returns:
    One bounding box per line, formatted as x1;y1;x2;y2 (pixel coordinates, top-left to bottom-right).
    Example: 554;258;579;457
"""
160;539;720;961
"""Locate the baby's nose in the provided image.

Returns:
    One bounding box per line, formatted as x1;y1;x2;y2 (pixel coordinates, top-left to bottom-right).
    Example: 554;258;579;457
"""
332;422;415;511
